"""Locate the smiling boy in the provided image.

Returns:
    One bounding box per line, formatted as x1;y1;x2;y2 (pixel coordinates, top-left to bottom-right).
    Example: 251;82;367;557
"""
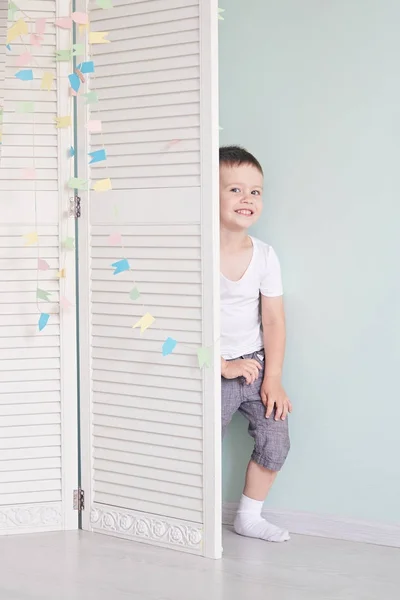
220;146;292;543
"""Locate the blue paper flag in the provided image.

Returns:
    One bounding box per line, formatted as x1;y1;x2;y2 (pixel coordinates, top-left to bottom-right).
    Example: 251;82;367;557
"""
15;69;33;81
162;337;177;357
89;149;106;164
69;146;75;158
79;61;95;74
111;258;130;275
68;73;80;92
6;44;11;51
38;313;50;331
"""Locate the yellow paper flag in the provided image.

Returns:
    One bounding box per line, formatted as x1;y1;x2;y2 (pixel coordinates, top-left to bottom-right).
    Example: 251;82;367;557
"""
41;72;54;91
23;232;38;246
55;116;72;128
133;313;155;335
89;31;110;44
92;178;112;192
57;268;66;278
7;19;28;44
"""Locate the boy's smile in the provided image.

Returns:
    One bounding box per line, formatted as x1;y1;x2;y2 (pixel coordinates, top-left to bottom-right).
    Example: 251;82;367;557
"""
220;163;263;232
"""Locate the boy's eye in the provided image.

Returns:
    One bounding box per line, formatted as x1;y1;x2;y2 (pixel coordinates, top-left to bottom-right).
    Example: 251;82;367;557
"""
230;187;241;193
252;190;261;196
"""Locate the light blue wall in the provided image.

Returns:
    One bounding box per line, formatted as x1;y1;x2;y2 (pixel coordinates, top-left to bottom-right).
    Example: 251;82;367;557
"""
220;0;400;524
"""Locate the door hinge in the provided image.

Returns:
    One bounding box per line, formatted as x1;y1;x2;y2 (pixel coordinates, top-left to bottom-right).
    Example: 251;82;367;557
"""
73;488;85;511
69;196;81;218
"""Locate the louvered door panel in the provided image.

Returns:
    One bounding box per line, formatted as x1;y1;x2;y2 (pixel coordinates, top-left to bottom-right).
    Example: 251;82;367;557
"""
79;0;220;556
0;0;78;535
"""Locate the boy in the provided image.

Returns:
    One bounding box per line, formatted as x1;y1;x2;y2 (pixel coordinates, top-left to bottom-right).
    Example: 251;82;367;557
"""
220;146;292;543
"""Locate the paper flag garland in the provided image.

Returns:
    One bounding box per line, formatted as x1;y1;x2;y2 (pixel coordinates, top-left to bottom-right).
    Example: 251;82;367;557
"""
23;232;38;246
68;73;81;93
64;237;75;250
17;101;34;113
133;313;155;335
15;69;33;81
16;52;32;67
129;287;140;301
57;269;66;278
60;296;73;309
37;288;51;301
72;12;89;25
218;7;225;20
197;347;211;368
97;0;113;8
36;18;47;35
162;337;177;357
84;91;98;104
38;313;50;331
41;72;54;91
30;34;43;47
78;61;95;74
89;149;106;164
55;17;72;29
73;44;85;56
87;120;102;133
89;31;110;44
111;259;130;275
56;49;72;62
92;178;112;192
8;1;19;21
38;258;50;271
69;146;75;158
108;232;122;246
68;177;87;190
55;116;72;128
7;19;28;44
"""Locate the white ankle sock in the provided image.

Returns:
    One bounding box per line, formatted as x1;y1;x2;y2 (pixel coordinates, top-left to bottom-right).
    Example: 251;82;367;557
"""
233;495;290;543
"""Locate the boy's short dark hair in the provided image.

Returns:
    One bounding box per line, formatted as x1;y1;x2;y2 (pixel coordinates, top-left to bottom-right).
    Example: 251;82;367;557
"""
219;145;263;175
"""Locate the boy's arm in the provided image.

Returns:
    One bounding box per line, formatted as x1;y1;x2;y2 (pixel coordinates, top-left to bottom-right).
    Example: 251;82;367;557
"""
261;295;292;420
261;295;286;378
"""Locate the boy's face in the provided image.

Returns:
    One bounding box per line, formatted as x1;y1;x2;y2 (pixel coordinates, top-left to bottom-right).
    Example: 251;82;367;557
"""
219;163;264;232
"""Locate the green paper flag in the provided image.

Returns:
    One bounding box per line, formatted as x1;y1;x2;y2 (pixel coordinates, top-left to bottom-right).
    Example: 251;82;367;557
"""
16;101;35;113
197;347;211;369
64;237;75;250
83;91;99;105
68;177;88;190
97;0;113;8
72;43;85;56
8;1;19;21
129;287;140;301
55;49;72;62
37;288;52;302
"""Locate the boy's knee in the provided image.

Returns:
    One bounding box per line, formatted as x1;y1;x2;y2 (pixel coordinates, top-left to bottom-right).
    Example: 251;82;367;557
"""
251;423;290;471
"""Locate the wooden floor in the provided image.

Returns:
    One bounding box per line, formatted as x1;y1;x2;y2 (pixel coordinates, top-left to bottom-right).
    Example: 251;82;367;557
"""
0;528;399;599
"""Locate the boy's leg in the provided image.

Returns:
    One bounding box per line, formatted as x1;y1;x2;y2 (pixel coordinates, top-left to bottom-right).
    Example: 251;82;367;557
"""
234;355;291;542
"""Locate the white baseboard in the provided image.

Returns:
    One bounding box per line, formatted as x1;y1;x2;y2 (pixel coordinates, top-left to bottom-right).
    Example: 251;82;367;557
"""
223;502;400;548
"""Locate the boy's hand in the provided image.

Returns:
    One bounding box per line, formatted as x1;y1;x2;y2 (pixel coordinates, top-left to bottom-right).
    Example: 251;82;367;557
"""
221;358;262;384
261;376;292;421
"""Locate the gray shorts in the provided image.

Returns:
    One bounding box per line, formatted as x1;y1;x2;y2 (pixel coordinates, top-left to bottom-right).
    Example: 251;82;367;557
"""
222;351;290;471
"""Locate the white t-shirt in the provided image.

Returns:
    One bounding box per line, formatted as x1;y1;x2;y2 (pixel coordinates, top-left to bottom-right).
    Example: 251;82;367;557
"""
220;236;283;360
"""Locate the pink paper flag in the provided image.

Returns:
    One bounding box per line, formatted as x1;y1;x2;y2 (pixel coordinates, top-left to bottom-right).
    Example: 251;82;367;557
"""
38;258;50;271
22;168;36;179
108;232;122;246
87;120;102;133
55;17;72;29
36;18;46;35
70;89;78;97
30;34;43;47
16;51;32;67
72;12;89;25
60;296;73;309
